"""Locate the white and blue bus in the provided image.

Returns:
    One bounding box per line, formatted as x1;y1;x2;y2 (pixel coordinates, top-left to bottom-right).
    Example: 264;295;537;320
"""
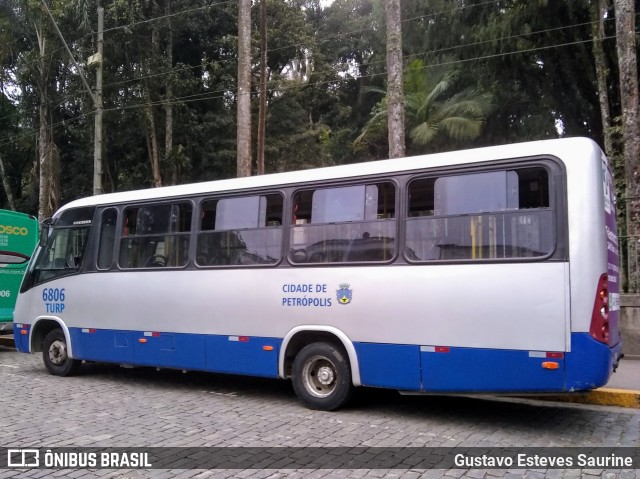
13;137;622;410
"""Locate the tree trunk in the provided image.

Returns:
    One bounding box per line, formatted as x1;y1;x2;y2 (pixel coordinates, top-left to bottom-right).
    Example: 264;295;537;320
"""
256;0;267;176
165;0;176;185
237;0;252;177
385;0;405;159
38;101;59;221
143;4;163;189
35;25;58;221
145;92;162;188
38;99;48;221
591;0;613;157
0;152;16;210
614;0;640;243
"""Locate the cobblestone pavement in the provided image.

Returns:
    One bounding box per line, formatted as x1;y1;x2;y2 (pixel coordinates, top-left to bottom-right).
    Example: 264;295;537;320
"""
0;347;638;479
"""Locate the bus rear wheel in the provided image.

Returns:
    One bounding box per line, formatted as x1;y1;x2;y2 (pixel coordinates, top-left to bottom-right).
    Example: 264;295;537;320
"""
292;342;353;411
42;329;80;376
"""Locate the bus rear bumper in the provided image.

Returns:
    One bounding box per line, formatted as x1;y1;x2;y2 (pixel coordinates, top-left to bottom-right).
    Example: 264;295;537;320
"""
564;332;622;391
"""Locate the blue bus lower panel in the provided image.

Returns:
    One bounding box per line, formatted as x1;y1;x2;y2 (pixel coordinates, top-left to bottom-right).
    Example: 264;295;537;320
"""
133;333;206;370
354;342;422;390
70;328;134;364
205;335;281;378
12;323;29;352
20;325;617;393
68;328;280;378
420;346;565;392
353;341;565;392
355;333;616;393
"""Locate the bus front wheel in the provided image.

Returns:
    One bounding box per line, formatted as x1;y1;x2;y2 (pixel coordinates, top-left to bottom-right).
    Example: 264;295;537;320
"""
292;342;353;411
42;329;80;376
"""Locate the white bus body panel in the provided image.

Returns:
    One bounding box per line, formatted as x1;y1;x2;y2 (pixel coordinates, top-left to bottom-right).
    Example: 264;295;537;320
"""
17;261;567;352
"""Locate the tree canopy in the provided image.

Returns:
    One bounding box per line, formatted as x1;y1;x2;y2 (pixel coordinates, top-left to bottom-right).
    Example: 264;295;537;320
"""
0;0;635;217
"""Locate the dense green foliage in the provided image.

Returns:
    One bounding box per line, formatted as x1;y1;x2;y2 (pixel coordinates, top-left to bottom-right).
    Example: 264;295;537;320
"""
0;0;634;213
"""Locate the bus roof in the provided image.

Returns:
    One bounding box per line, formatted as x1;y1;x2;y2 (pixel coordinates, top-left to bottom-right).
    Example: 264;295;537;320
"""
57;137;601;214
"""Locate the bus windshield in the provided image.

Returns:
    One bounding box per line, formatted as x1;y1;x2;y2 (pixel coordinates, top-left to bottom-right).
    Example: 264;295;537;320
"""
0;210;38;331
28;207;94;285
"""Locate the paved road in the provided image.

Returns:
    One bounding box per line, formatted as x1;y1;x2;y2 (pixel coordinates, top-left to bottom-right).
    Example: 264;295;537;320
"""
1;347;638;478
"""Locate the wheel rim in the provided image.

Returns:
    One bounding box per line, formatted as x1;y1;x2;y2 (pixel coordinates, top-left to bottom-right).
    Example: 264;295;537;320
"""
48;339;68;365
302;355;337;398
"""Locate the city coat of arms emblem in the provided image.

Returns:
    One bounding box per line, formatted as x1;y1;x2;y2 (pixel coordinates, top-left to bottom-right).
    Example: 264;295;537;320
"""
336;283;353;305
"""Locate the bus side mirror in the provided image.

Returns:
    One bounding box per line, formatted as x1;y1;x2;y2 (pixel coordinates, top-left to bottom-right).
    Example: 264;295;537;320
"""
39;218;52;247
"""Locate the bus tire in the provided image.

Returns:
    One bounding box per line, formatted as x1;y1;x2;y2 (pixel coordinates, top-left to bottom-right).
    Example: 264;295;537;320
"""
42;329;80;376
292;342;353;411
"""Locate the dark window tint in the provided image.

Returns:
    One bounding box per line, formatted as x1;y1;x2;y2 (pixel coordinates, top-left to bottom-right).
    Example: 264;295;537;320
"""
31;208;94;283
290;182;396;264
97;208;117;269
119;203;192;268
406;168;553;261
197;194;283;266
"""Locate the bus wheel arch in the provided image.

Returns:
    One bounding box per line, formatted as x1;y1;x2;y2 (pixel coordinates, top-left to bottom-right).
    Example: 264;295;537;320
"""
30;318;69;353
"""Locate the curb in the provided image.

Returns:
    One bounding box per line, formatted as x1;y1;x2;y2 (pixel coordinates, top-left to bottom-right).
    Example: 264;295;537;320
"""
528;388;640;409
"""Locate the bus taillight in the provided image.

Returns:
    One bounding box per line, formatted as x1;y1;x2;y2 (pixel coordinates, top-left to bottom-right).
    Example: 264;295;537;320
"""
590;274;609;344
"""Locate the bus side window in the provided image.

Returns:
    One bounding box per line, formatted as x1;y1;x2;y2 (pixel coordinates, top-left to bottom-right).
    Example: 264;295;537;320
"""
405;168;553;261
289;183;396;264
119;203;192;269
97;208;118;270
196;194;283;267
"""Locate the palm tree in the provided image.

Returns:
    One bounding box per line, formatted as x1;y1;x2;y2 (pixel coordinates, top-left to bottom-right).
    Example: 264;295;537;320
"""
356;58;494;153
